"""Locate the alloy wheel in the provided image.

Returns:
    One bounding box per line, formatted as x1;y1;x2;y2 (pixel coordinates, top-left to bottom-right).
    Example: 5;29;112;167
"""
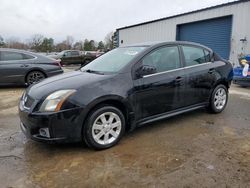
27;71;45;85
92;112;122;145
214;88;227;110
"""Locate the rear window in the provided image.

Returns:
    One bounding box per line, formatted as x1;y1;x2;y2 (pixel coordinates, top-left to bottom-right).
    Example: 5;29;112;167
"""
182;46;211;66
71;51;79;56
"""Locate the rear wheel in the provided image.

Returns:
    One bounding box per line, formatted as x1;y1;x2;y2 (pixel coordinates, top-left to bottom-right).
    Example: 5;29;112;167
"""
26;71;45;85
83;106;125;150
208;84;228;113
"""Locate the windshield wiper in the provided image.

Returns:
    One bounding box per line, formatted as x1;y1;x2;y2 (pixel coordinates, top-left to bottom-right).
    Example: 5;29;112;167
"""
83;69;104;75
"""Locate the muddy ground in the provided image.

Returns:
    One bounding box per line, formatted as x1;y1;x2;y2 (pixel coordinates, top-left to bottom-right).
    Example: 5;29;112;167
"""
0;70;250;187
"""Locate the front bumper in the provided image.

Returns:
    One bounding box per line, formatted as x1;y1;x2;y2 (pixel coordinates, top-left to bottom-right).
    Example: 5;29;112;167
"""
19;101;84;143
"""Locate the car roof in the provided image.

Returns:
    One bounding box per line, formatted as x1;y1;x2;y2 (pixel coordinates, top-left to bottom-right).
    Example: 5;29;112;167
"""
0;48;41;57
62;50;79;52
0;48;56;61
0;48;34;53
122;41;213;52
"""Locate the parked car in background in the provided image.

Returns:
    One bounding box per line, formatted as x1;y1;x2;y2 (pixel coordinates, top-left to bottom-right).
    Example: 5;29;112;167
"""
0;48;63;86
49;50;104;66
233;55;250;87
19;41;233;150
233;67;250;87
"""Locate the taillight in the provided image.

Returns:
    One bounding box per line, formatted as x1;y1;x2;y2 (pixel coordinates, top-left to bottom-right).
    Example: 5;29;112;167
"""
52;60;61;67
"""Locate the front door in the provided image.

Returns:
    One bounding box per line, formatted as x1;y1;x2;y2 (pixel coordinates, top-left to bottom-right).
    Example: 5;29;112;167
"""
134;45;185;120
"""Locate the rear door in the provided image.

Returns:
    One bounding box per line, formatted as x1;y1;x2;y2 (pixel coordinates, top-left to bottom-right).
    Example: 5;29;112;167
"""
71;51;82;64
181;45;217;106
134;45;186;120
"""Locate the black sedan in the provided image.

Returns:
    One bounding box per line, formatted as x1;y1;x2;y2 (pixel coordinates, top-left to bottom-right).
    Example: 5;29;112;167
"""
19;41;233;150
0;48;63;86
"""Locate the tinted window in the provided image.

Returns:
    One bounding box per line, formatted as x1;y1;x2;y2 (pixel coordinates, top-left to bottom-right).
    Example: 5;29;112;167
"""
23;54;34;60
142;46;181;73
0;51;33;61
204;49;211;62
64;51;71;57
71;51;79;56
182;46;210;66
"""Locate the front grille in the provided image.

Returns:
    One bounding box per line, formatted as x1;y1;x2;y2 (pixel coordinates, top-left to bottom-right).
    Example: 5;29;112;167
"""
24;95;35;108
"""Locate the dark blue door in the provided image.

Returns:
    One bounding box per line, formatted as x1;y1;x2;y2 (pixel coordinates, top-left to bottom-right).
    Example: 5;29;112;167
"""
177;16;232;59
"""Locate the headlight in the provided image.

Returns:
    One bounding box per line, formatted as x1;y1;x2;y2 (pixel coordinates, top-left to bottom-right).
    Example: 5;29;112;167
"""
39;89;76;112
21;90;26;100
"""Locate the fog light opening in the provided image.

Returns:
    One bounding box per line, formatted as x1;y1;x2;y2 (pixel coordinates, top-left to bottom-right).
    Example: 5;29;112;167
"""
39;128;50;138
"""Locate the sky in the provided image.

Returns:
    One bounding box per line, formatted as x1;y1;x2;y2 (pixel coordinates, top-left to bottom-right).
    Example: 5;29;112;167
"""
0;0;236;43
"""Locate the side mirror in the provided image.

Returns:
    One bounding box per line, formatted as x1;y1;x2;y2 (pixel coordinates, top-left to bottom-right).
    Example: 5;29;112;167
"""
136;65;157;78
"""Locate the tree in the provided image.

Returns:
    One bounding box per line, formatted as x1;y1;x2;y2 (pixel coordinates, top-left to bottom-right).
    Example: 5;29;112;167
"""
97;41;105;51
73;41;83;50
0;35;5;47
83;39;90;51
83;39;96;51
89;40;96;50
40;38;54;52
30;34;44;51
55;42;68;52
5;37;28;49
104;32;114;50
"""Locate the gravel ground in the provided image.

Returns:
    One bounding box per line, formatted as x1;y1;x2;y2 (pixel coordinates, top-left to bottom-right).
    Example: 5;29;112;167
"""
0;69;249;188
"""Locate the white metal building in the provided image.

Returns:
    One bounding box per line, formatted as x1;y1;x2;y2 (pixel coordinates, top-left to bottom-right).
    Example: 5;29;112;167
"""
116;0;250;63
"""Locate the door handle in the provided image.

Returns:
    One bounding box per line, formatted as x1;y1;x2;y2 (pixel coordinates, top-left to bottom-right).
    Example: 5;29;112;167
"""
208;68;215;74
175;76;183;82
175;76;183;86
21;64;29;68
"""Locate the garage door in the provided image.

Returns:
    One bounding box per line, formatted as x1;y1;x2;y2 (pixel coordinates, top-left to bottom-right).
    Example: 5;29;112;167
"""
177;16;232;59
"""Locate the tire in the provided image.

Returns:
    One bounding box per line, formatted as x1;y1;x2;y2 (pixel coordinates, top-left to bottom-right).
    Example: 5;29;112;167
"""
26;71;46;85
83;106;125;150
208;84;228;113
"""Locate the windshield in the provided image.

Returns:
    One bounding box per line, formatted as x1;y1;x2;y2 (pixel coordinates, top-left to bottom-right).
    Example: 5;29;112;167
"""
81;47;146;73
57;51;65;56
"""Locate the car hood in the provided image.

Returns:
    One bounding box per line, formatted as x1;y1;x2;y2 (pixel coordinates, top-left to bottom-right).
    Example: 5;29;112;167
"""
27;71;112;100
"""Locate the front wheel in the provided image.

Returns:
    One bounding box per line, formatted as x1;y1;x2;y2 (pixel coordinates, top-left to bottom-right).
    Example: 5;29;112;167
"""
208;84;228;113
83;106;125;150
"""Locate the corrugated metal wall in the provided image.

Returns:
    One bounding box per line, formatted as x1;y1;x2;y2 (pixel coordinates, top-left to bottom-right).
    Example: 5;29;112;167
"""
177;16;232;59
118;1;250;63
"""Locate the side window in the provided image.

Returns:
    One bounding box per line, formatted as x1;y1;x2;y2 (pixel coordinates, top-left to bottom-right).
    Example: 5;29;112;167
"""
142;46;181;73
23;54;34;60
71;51;79;56
1;51;24;61
204;49;211;62
64;51;71;57
182;46;210;66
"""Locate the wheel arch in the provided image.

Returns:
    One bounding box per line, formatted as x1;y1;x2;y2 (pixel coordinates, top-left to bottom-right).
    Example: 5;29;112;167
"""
213;78;230;89
208;78;229;103
25;68;47;83
81;95;134;133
